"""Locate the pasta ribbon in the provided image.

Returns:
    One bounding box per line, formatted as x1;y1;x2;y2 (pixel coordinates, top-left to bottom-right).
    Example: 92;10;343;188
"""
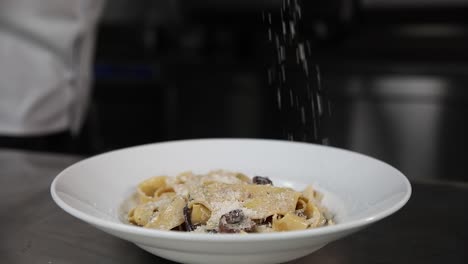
272;213;309;231
145;196;186;230
137;176;167;203
190;203;211;225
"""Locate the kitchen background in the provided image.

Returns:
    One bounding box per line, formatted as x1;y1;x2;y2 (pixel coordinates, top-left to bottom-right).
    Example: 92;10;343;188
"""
4;0;468;182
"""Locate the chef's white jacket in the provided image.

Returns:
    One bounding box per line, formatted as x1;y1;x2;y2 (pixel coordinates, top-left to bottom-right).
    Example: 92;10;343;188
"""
0;0;105;136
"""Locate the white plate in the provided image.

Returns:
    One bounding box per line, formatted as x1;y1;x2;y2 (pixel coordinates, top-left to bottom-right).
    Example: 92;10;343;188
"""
51;139;411;264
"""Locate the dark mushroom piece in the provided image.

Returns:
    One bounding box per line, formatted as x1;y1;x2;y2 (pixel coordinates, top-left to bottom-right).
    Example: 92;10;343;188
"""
252;176;273;185
223;209;243;223
183;205;196;232
218;209;256;233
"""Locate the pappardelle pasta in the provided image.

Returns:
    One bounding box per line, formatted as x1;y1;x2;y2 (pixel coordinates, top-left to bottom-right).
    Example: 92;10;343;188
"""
127;170;334;233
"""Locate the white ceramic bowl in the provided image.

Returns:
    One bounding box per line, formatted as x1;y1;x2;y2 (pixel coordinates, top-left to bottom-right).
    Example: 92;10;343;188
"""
51;139;411;264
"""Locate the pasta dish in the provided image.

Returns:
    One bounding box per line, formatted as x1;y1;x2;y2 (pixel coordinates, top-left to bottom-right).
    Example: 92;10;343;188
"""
128;170;334;233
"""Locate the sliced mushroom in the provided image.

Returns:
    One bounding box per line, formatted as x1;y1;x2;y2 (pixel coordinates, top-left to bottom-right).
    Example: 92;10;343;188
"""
252;176;273;185
183;205;196;231
218;209;256;233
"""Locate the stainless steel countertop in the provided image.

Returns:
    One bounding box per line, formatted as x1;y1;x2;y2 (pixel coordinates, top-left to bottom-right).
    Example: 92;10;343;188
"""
1;148;466;263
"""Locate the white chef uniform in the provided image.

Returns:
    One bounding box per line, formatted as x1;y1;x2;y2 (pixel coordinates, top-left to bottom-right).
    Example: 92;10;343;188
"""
0;0;105;136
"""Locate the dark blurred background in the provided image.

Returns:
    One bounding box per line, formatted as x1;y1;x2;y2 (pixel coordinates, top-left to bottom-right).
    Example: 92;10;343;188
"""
4;0;468;182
